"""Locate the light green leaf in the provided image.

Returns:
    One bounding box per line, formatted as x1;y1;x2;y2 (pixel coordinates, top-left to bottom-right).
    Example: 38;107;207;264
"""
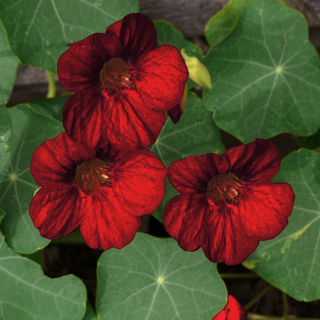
0;21;19;105
96;232;227;320
0;0;139;73
205;0;255;47
0;104;64;253
150;92;225;223
243;149;320;301
154;20;203;89
0;105;11;173
0;209;87;320
203;0;320;143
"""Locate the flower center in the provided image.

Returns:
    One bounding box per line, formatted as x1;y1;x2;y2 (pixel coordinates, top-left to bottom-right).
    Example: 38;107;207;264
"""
207;172;243;205
74;158;112;194
99;57;135;91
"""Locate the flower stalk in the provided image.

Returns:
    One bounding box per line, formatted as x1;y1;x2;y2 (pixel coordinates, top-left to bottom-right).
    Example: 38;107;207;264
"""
46;70;56;98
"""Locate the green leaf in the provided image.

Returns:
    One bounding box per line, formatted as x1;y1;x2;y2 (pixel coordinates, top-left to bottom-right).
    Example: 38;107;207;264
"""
150;92;225;223
0;209;87;320
0;105;11;173
96;232;227;320
205;0;256;47
243;149;320;301
296;128;320;150
154;20;203;89
0;0;139;73
202;0;320;143
0;21;19;105
82;302;97;320
28;96;69;122
0;104;64;253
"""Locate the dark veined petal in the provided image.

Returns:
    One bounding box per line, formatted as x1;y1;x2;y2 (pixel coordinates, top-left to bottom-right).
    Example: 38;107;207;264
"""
133;45;189;112
239;183;295;241
111;149;167;216
168;154;229;194
31;132;95;186
58;33;122;92
63;91;108;150
80;188;142;250
30;186;82;239
164;193;208;252
223;139;281;184
212;295;248;320
201;204;259;265
103;90;166;151
167;103;182;124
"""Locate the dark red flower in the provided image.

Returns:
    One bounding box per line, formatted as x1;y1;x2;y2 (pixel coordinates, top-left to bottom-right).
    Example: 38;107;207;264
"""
212;295;247;320
163;139;295;265
29;133;167;250
58;13;188;151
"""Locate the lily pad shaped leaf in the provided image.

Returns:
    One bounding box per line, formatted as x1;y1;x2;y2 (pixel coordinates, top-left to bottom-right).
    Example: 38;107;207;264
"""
0;209;87;320
0;104;64;254
0;0;139;73
243;149;320;301
150;92;225;223
0;105;11;174
203;0;320;143
96;232;227;320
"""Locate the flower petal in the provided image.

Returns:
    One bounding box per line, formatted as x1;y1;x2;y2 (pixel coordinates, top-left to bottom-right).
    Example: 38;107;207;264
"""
107;13;157;60
163;193;208;252
239;183;295;241
133;45;189;112
80;188;141;250
58;33;122;92
223;139;281;183
31;132;94;186
212;295;248;320
112;149;167;216
168;154;229;194
202;204;259;265
30;186;81;239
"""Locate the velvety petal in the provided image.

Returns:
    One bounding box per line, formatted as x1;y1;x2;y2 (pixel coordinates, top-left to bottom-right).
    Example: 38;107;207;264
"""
58;33;122;92
202;204;259;265
29;185;82;239
239;183;295;241
31;132;95;186
163;193;208;251
107;13;157;60
168;154;229;194
133;45;189;112
103;90;166;150
80;188;141;250
112;149;167;216
223;139;281;184
212;295;248;320
63;91;108;150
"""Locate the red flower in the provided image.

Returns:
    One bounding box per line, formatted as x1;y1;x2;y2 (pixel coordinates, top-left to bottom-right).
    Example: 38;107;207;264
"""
58;13;188;151
29;133;167;250
212;295;247;320
163;139;295;265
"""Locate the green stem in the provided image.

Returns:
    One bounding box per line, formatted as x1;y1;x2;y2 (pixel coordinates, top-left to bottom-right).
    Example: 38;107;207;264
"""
244;284;272;311
219;273;260;279
46;70;56;98
248;313;320;320
282;291;288;320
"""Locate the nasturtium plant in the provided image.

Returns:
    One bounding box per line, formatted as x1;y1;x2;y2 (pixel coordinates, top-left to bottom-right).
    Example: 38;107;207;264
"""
203;0;320;143
0;105;11;173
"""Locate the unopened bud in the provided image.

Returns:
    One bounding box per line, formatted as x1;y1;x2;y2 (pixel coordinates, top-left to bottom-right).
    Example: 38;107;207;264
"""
181;49;212;90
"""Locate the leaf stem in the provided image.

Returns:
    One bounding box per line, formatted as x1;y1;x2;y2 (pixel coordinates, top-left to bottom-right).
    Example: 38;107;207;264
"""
248;313;320;320
244;284;272;310
219;273;260;279
282;291;288;319
46;70;56;98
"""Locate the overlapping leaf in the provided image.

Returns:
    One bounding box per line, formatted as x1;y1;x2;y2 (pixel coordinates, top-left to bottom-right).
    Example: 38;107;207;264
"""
0;0;139;73
96;232;227;320
0;104;63;253
150;93;225;223
0;209;86;320
203;0;320;143
243;149;320;301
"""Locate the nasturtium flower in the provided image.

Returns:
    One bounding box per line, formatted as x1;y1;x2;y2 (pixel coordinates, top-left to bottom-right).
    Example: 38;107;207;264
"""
212;295;247;320
29;133;167;250
58;13;188;151
163;139;295;265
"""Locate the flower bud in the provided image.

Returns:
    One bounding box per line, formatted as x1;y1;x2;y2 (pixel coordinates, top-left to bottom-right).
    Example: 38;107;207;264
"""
181;49;212;90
